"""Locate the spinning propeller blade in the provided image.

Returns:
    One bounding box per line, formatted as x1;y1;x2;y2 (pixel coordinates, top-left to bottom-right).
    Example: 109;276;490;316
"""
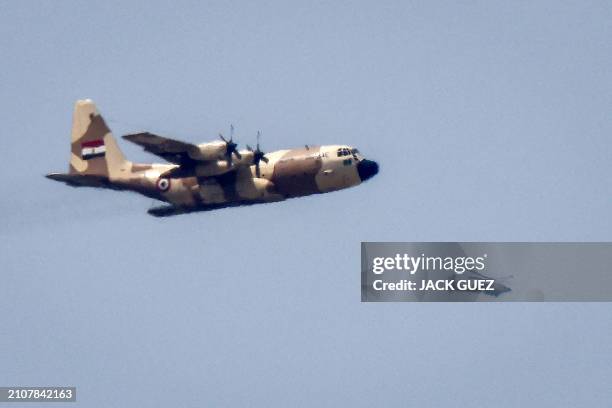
219;124;241;166
247;131;268;177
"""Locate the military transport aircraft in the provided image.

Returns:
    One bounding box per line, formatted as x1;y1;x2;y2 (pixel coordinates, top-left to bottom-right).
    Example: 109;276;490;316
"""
46;100;379;216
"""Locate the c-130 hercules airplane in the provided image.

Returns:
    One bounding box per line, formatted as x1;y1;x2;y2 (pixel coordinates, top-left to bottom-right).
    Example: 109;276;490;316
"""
47;100;379;217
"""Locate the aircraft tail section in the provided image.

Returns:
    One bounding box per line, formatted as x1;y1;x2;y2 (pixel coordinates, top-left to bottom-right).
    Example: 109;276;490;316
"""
45;172;120;189
67;99;128;178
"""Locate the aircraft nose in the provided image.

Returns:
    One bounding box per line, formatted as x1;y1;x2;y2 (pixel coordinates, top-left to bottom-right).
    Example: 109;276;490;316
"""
357;159;379;182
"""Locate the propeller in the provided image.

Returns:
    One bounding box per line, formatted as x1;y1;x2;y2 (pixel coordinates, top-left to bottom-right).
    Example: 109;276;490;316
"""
219;124;242;166
247;131;269;177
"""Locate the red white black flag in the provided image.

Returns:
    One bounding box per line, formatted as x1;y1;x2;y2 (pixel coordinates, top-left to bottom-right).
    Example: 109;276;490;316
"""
81;139;106;160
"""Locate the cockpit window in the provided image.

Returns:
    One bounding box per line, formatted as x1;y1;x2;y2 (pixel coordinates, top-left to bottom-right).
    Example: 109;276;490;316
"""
351;148;360;154
337;148;351;157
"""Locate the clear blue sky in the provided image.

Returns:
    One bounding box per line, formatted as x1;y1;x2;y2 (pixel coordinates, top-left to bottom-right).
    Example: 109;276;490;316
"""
1;1;611;406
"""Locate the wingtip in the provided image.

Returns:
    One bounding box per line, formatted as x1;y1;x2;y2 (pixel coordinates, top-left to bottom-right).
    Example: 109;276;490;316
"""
122;132;150;141
148;205;184;217
45;173;62;180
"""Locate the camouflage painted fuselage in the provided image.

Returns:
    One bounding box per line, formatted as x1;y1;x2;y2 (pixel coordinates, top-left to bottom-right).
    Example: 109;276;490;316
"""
92;144;377;216
47;100;378;216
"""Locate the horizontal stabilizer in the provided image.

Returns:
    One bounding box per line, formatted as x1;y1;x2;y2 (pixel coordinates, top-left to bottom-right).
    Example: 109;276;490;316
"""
46;173;120;190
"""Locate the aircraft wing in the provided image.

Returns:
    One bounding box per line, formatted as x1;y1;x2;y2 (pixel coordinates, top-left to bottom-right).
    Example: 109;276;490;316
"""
123;132;250;179
122;132;199;165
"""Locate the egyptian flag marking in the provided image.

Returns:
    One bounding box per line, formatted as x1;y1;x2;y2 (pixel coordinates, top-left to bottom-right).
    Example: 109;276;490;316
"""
81;139;106;160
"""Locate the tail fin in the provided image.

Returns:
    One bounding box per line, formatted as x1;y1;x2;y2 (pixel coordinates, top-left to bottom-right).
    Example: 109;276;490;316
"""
68;99;128;178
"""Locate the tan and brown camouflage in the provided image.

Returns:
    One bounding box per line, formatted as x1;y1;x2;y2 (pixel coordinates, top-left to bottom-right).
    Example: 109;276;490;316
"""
47;100;379;216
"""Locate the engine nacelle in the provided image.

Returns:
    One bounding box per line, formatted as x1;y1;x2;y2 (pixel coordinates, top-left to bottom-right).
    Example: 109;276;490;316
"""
193;149;255;177
189;141;227;161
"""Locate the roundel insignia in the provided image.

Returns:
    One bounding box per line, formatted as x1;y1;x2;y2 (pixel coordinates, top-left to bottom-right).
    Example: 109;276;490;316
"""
156;178;171;192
